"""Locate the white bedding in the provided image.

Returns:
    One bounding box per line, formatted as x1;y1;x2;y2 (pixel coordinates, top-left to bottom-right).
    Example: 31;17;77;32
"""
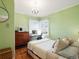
28;38;53;59
27;39;67;59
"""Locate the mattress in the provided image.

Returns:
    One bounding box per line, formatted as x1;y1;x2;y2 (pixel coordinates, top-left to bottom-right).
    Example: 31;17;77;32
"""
27;39;67;59
28;39;53;59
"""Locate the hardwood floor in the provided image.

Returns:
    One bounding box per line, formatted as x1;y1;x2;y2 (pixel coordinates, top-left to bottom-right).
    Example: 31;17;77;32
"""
15;46;33;59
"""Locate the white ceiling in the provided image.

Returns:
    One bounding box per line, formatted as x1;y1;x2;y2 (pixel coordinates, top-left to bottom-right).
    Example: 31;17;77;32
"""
15;0;79;17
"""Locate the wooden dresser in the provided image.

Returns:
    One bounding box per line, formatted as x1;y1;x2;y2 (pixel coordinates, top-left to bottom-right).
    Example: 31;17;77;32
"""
15;32;30;46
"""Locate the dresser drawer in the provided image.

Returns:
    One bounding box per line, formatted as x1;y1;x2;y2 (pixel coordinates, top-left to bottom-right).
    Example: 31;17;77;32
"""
15;32;30;46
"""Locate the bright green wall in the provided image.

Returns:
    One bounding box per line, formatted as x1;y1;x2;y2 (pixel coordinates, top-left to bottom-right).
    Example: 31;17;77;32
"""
0;0;14;49
49;4;79;40
15;4;79;41
0;8;7;16
15;13;29;31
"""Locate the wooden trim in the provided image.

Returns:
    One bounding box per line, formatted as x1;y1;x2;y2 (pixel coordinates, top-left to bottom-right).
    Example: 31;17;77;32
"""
0;48;12;59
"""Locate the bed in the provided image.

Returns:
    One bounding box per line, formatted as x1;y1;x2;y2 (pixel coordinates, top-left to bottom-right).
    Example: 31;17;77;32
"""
27;38;79;59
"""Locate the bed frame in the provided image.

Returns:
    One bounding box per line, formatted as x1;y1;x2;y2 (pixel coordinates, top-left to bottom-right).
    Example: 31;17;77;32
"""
27;49;41;59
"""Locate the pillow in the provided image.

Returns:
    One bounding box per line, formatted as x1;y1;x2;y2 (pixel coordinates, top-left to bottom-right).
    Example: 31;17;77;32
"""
62;38;73;45
68;38;74;44
57;46;78;59
62;38;70;45
52;39;70;53
52;41;57;48
71;42;79;47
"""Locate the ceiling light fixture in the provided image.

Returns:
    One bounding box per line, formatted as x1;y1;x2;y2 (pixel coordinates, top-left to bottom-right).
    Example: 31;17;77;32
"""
32;8;39;15
32;0;39;15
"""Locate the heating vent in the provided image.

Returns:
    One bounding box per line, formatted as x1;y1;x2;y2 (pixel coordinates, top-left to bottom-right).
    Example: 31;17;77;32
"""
0;48;12;59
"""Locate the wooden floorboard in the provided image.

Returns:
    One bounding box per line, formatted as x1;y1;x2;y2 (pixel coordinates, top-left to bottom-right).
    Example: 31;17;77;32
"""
15;46;33;59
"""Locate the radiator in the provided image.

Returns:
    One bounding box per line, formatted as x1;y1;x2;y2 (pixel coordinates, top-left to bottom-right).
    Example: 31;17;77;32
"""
0;48;12;59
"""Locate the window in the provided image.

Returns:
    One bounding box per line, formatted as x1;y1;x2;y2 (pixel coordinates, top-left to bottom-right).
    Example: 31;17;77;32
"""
29;17;49;38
